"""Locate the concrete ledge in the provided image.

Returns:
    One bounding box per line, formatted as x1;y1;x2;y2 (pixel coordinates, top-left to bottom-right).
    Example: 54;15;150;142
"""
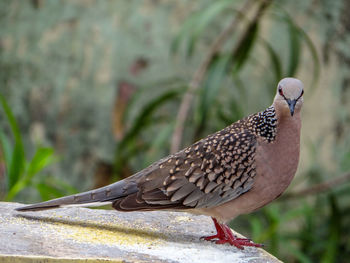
0;202;281;263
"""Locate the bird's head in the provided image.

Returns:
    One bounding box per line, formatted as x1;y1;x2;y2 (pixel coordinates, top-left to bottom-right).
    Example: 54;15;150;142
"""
273;77;304;117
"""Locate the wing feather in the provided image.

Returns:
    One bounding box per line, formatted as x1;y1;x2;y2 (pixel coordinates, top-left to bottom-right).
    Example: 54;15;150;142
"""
112;119;258;211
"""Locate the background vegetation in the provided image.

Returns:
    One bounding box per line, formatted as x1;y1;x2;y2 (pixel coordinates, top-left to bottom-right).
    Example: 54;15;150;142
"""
1;0;350;262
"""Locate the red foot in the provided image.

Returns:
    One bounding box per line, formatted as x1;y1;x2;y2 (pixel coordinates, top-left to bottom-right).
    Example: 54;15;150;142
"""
202;218;263;250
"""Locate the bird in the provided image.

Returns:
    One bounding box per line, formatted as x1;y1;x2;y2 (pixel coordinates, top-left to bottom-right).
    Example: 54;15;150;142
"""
16;77;304;249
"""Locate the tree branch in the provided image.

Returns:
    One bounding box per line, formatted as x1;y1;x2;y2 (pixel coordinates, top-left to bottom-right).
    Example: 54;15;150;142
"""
281;172;350;200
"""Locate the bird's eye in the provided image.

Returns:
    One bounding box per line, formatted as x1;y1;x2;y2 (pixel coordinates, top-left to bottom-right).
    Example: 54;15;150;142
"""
296;89;304;101
278;86;284;96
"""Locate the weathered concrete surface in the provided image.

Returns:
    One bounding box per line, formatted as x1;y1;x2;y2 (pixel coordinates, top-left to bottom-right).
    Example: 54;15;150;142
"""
0;202;281;263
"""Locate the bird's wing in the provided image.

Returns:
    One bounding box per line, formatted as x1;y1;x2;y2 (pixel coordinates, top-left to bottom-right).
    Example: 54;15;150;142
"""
113;120;258;211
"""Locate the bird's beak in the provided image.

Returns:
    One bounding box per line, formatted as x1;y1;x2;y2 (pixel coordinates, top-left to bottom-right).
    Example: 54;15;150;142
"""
286;99;296;116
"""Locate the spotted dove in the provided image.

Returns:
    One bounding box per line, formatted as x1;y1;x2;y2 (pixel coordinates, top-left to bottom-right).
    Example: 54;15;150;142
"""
16;78;304;249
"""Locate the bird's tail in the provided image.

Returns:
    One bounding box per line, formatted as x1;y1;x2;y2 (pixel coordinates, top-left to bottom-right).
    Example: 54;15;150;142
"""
15;179;138;212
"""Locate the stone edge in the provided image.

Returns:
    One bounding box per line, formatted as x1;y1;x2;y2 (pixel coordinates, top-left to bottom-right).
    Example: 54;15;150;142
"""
0;255;124;263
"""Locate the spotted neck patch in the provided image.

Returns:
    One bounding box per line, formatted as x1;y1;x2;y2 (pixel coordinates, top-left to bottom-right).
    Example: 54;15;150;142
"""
249;106;277;142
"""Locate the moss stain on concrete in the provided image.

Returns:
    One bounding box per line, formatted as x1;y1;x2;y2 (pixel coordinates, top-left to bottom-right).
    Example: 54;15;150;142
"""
57;221;163;247
26;215;164;247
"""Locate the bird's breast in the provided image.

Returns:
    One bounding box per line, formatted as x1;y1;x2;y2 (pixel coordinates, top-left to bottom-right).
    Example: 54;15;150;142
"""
198;113;301;223
251;113;301;209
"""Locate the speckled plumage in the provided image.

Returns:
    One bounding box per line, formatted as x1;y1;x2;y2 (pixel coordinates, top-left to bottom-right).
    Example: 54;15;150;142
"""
16;78;304;249
110;106;277;212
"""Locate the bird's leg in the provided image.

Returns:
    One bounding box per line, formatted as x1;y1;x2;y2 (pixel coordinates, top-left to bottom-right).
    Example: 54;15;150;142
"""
203;217;263;249
202;217;226;241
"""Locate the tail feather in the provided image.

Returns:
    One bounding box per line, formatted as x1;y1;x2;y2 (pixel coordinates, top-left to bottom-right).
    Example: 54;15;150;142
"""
15;179;138;212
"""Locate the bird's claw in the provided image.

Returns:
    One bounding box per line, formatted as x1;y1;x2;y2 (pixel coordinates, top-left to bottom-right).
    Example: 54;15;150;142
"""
200;234;219;241
203;235;263;249
202;218;263;249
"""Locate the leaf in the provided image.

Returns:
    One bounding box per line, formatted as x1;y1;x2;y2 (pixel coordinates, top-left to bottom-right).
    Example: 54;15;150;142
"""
144;123;174;166
250;217;263;242
27;147;56;177
260;39;283;83
186;0;233;57
36;182;65;201
171;11;201;55
298;28;320;89
0;131;12;171
258;205;281;254
340;151;350;172
282;203;312;222
121;89;180;148
115;89;180;173
123;78;185;125
36;176;77;201
271;9;320;89
216;108;231;125
321;195;341;263
216;96;244;125
171;0;233;57
8;143;26;190
0;93;25;190
46;176;77;196
286;17;301;77
5;147;57;201
231;19;259;73
4;174;28;201
284;242;313;263
195;54;230;137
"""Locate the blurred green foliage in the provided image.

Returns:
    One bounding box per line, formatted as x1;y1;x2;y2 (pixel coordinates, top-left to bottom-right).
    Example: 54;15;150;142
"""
0;0;350;262
0;93;75;201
